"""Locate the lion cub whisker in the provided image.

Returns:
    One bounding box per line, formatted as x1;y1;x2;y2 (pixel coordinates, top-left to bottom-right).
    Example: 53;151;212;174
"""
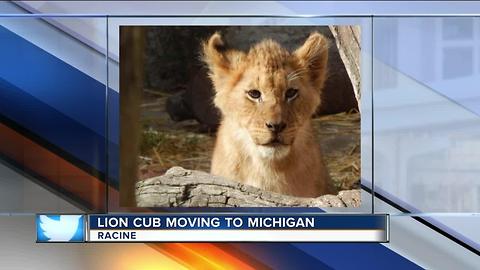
287;68;307;82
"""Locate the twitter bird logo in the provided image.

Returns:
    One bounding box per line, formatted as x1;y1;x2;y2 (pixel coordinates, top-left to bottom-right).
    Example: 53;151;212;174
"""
37;215;85;242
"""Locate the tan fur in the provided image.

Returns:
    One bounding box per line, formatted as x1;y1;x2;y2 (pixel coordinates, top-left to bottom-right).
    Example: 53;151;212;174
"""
202;32;334;197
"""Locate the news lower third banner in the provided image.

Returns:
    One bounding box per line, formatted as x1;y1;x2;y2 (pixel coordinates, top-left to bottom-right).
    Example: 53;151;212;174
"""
36;214;389;242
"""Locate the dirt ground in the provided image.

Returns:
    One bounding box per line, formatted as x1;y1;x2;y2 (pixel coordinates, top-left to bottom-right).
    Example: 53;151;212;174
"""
138;90;360;191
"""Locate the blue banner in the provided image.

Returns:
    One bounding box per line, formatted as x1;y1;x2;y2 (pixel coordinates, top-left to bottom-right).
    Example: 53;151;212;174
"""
89;214;388;230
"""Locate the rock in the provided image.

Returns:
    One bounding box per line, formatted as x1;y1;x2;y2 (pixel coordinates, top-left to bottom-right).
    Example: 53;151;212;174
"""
136;167;361;207
165;166;192;177
166;90;193;121
166;67;221;131
338;190;362;207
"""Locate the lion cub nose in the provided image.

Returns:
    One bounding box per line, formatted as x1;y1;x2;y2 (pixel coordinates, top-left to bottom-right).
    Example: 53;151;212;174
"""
266;122;287;133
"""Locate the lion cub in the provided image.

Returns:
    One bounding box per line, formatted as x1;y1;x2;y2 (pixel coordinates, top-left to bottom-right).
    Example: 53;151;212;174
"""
202;32;334;198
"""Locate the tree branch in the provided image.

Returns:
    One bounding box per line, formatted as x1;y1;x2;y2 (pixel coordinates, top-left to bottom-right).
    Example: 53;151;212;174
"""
329;25;361;108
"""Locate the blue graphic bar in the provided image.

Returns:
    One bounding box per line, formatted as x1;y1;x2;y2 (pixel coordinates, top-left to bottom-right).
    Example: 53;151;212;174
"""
0;25;108;175
89;214;388;230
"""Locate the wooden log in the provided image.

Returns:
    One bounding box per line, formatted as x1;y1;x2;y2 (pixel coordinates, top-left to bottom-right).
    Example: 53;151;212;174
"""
136;167;360;207
329;25;361;108
120;27;146;206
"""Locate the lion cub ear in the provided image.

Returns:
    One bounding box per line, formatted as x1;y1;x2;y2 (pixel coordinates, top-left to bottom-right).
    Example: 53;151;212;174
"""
294;32;329;90
202;32;243;91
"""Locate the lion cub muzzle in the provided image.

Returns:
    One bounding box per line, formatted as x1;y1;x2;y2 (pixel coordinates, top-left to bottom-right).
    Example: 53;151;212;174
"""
263;120;287;145
265;121;286;133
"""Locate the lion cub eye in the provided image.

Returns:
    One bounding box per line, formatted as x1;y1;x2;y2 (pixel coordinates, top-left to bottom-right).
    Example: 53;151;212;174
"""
247;89;262;100
285;88;299;101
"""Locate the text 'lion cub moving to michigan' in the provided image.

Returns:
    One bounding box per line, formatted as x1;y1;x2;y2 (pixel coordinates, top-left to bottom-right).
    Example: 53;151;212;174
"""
202;32;336;198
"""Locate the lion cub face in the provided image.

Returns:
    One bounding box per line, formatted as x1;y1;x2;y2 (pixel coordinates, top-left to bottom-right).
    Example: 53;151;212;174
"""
203;32;329;157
